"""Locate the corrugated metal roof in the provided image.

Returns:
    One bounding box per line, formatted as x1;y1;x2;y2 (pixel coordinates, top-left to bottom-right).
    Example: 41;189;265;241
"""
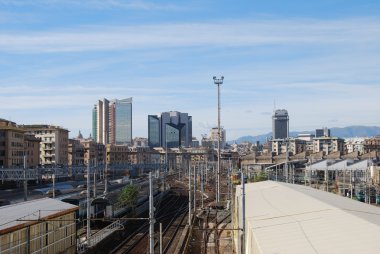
236;181;380;254
0;197;78;233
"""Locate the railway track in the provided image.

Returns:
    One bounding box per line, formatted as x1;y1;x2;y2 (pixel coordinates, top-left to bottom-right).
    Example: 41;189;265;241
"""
159;204;188;253
110;191;187;254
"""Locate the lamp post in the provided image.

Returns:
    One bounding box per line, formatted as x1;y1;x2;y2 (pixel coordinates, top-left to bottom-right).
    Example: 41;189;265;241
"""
213;75;224;203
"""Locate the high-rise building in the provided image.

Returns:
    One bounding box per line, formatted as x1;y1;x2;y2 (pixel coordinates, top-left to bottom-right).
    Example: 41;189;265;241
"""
148;111;192;148
110;98;133;145
315;127;331;138
210;127;226;149
148;115;160;147
272;109;289;139
92;98;109;145
92;97;132;145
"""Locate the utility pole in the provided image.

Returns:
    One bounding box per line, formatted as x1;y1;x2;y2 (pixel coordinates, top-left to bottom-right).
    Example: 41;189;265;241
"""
292;164;295;184
201;164;204;208
104;163;108;194
228;160;231;201
188;163;192;226
160;223;163;254
149;172;155;254
52;174;55;199
193;165;196;213
23;155;27;201
285;139;289;183
213;75;224;203
275;165;278;182
179;164;181;182
165;141;168;191
93;169;97;198
241;170;245;254
86;162;91;247
205;161;208;184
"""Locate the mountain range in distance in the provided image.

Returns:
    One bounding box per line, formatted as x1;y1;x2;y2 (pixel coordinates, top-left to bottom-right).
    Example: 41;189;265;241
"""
230;126;380;144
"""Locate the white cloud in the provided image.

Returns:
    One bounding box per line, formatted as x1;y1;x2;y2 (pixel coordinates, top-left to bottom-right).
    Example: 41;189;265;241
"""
0;18;379;53
1;17;380;139
0;0;182;11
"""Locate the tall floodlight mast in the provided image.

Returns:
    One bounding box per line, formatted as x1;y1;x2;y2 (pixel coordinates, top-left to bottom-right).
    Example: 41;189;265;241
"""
213;75;224;203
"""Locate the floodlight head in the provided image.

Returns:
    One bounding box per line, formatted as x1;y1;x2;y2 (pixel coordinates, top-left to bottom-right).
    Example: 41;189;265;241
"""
213;76;216;80
221;76;224;80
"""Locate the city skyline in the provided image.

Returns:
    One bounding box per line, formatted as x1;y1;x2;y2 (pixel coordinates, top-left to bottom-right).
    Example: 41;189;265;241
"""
1;1;380;140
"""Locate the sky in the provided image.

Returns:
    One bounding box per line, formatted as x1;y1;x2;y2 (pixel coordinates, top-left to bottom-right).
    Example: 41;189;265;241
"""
1;0;380;141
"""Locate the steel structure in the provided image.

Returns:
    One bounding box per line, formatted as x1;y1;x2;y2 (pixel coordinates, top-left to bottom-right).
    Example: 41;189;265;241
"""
0;163;165;181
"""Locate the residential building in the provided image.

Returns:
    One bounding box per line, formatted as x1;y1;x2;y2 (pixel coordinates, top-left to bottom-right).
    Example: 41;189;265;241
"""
148;111;192;148
345;137;366;154
106;145;154;165
24;134;41;168
272;109;289;139
364;136;380;153
210;127;226;149
22;125;69;166
313;136;345;155
133;137;148;147
92;97;132;145
80;138;106;166
68;138;85;166
0;119;25;167
272;138;306;156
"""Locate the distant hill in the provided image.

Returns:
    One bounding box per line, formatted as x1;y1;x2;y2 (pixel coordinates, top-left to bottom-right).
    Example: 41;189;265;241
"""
230;126;380;144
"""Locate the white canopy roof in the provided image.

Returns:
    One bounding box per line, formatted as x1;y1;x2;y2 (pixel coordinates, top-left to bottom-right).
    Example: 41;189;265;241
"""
236;181;380;254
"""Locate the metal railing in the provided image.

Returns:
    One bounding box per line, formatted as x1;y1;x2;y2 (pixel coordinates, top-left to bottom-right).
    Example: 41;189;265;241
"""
77;220;124;253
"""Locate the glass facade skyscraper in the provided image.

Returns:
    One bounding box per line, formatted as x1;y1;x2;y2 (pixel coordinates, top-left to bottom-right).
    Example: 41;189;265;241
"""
148;115;160;147
92;97;132;145
166;123;181;148
148;111;192;148
112;98;132;145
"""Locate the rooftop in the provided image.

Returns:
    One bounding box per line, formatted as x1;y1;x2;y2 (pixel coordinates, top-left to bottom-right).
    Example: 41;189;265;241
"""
0;198;78;234
236;181;380;254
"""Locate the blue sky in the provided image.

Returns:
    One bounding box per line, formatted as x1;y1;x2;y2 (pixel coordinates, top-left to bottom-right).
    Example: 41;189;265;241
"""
1;0;380;141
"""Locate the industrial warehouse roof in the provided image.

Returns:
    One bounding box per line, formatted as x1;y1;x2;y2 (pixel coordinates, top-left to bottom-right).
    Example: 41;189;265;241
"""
0;198;78;234
237;181;380;254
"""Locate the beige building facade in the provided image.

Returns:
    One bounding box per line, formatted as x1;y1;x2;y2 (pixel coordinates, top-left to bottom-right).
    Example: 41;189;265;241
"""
0;119;25;168
24;134;41;168
313;136;345;155
21;125;69;166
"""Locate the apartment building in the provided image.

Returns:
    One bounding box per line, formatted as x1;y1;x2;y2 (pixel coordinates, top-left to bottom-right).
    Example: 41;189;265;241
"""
22;125;69;166
364;136;380;153
0;119;25;167
313;136;345;155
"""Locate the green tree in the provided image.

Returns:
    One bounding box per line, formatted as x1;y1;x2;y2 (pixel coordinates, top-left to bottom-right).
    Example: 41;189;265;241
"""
253;172;268;182
118;184;139;213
